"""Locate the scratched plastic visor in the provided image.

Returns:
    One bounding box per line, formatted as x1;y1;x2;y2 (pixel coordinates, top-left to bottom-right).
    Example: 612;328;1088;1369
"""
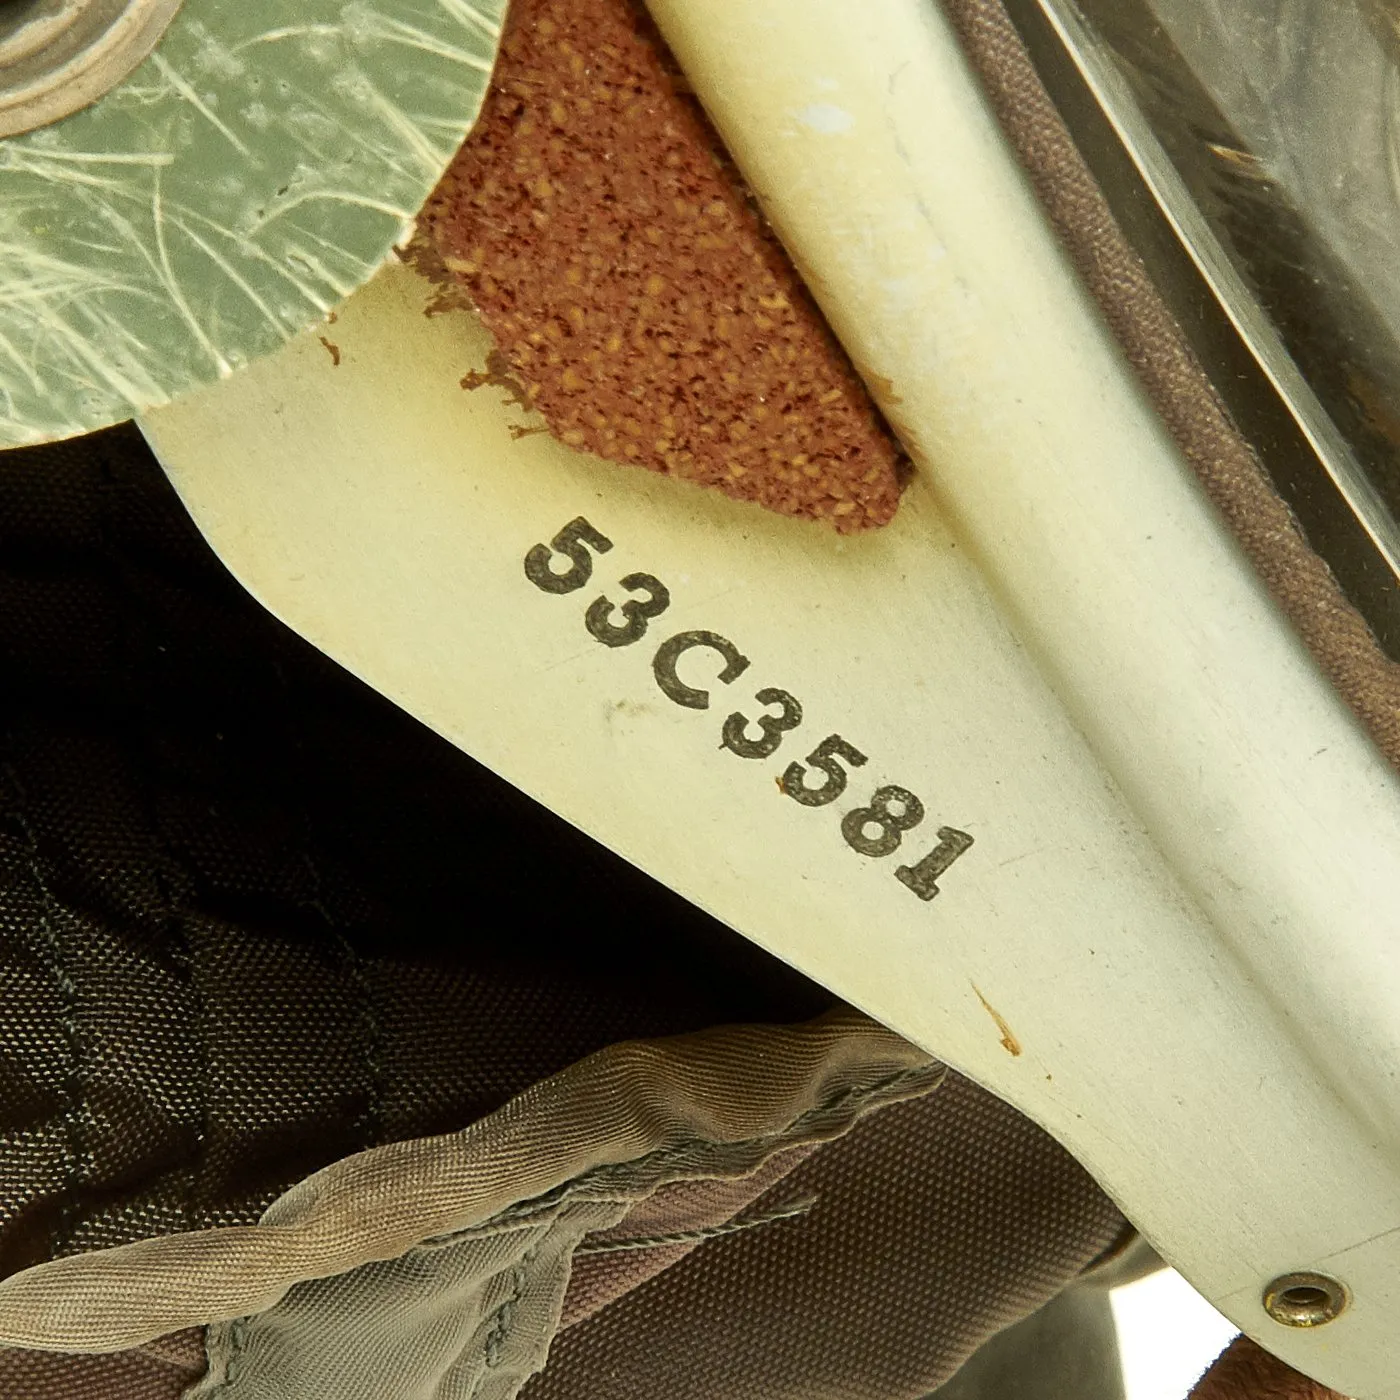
1056;0;1400;574
0;0;508;448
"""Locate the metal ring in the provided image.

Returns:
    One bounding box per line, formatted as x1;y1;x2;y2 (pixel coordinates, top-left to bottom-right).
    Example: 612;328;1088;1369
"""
0;0;184;138
1262;1272;1350;1328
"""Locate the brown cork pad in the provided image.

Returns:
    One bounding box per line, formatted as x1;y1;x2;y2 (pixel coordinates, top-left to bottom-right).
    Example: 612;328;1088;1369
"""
414;0;907;532
1188;1336;1344;1400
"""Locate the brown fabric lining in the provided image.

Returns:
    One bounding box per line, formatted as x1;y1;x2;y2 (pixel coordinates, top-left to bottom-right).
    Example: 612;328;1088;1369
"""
558;1142;815;1331
0;1011;936;1353
939;0;1400;773
0;1330;205;1400
0;423;834;1285
522;1068;1128;1400
933;1285;1125;1400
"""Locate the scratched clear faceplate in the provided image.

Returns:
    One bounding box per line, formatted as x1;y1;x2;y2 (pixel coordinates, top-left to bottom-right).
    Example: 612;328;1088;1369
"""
1060;0;1400;583
0;0;506;447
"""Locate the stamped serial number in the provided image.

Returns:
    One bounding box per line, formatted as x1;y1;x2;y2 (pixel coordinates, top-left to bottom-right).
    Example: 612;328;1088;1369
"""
525;517;974;902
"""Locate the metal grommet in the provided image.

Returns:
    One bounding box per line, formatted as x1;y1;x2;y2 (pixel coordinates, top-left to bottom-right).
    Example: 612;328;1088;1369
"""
0;0;185;139
1262;1272;1350;1328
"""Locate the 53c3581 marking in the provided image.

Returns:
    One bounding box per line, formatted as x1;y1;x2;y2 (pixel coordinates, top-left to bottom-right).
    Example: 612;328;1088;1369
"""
525;516;974;902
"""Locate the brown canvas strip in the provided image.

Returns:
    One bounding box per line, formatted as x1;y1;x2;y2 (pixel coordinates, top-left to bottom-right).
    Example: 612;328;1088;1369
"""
940;0;1400;772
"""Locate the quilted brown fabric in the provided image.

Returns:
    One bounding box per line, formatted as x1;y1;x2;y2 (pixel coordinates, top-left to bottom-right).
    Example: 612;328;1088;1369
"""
0;424;833;1280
